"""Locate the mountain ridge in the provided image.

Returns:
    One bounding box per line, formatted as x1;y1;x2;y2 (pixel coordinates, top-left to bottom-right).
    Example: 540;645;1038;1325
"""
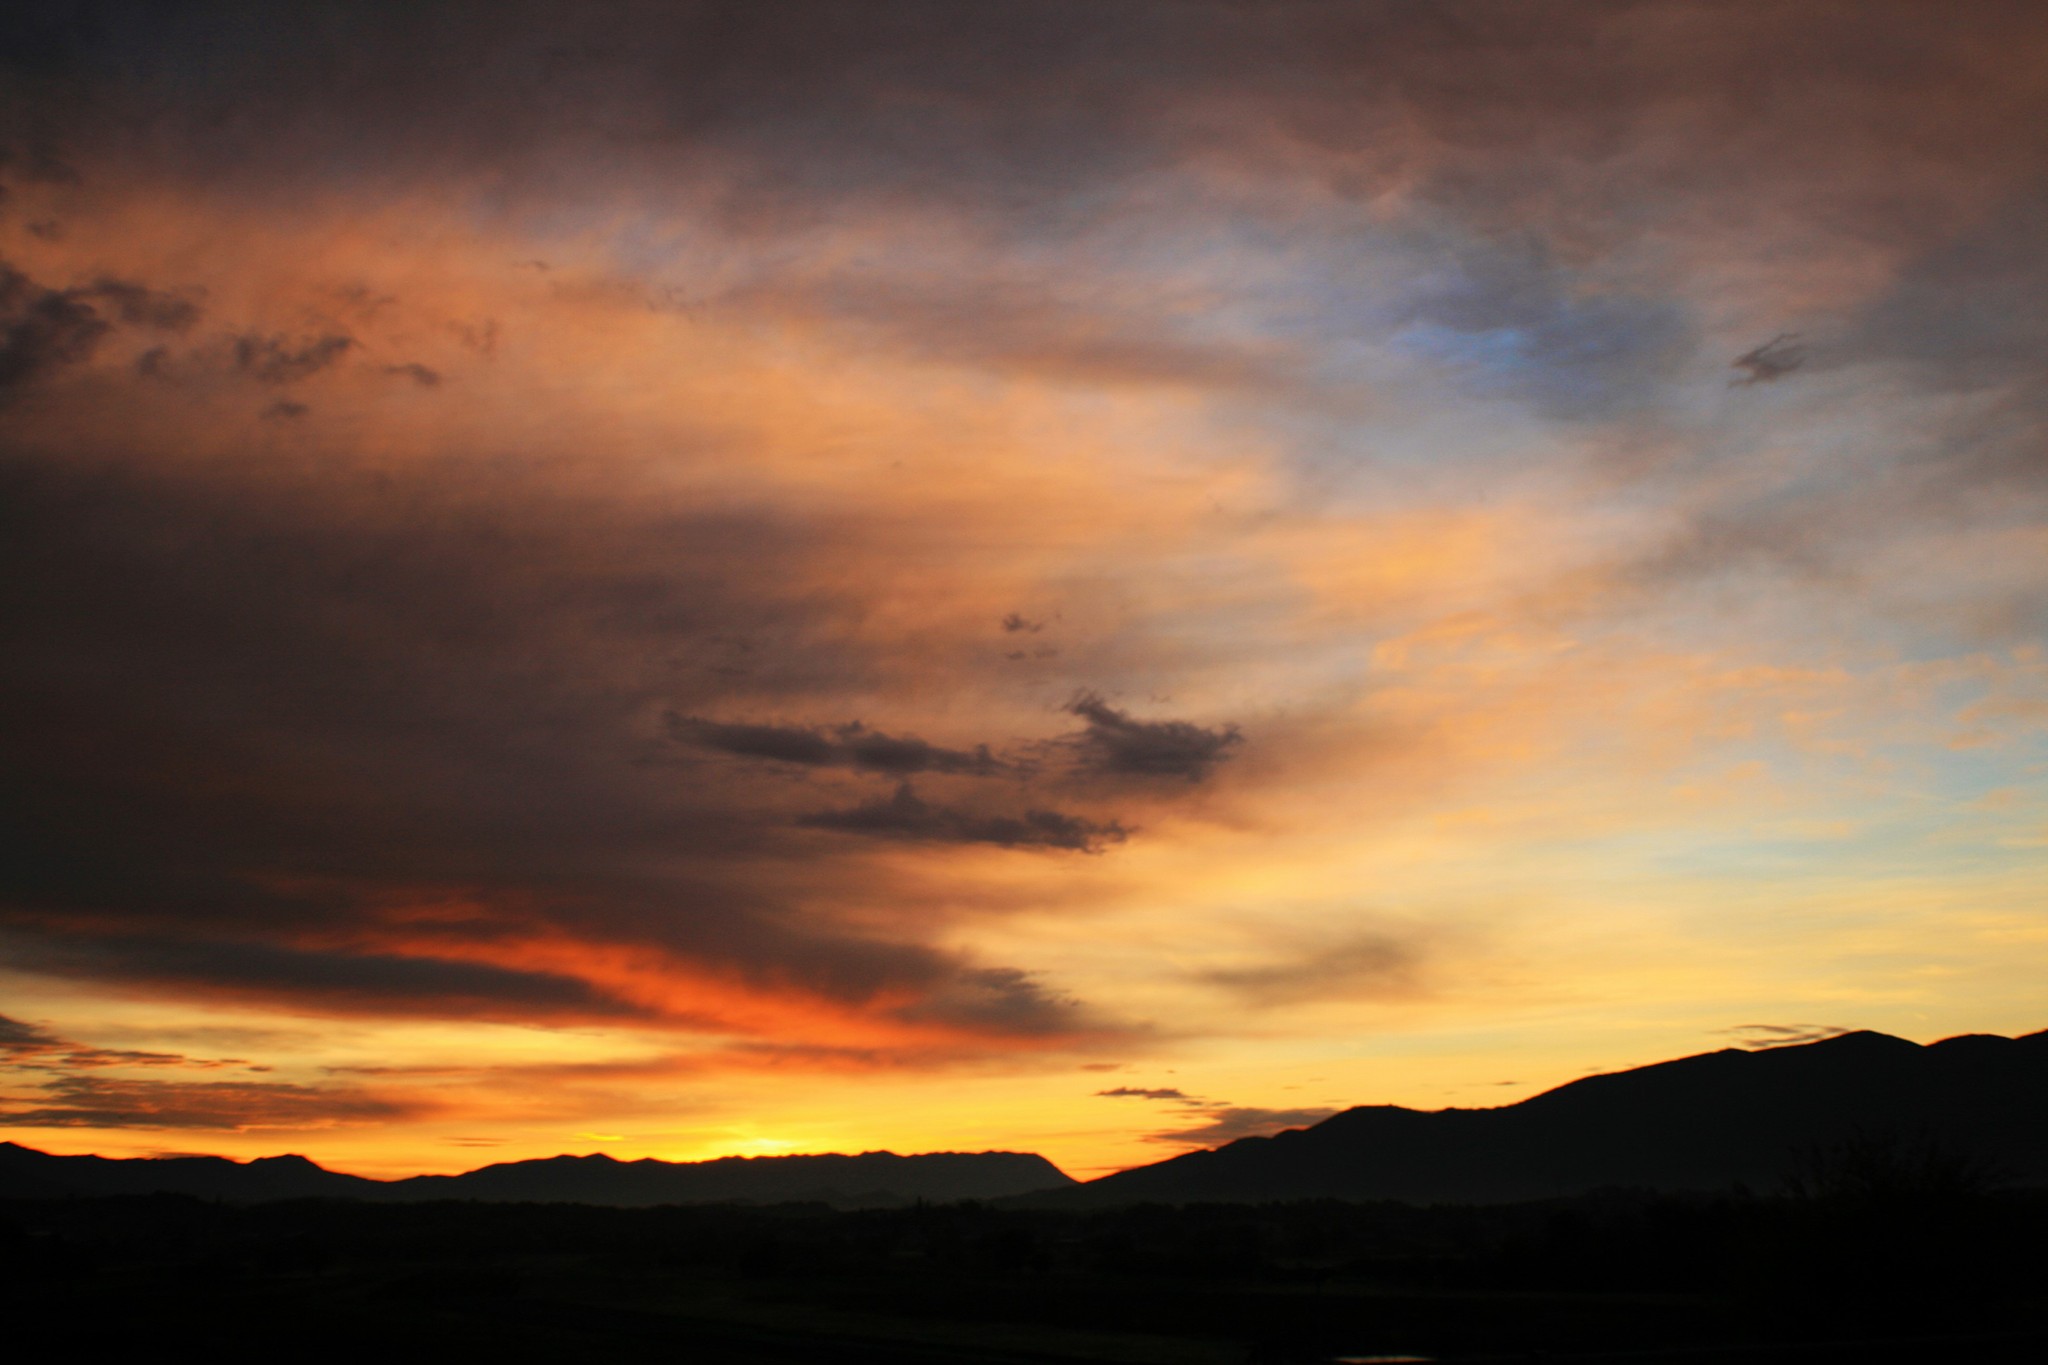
0;1142;1072;1208
1027;1026;2048;1206
7;1027;2043;1207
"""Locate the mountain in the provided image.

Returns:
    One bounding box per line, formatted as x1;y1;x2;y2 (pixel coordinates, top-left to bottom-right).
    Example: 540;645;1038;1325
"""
10;1029;2043;1210
0;1146;376;1202
382;1149;1070;1206
0;1143;1071;1207
1036;1028;2048;1206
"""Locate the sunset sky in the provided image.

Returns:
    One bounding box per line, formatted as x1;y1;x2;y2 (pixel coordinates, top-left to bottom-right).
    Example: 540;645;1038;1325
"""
4;1;2046;1180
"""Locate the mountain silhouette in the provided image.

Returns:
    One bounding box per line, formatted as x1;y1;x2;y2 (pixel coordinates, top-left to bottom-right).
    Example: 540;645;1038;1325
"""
8;1029;2042;1209
0;1143;1070;1207
1035;1028;2048;1206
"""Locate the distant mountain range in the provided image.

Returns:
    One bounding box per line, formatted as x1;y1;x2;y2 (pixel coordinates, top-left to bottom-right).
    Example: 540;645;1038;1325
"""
0;1144;1071;1208
1030;1028;2048;1206
6;1028;2043;1208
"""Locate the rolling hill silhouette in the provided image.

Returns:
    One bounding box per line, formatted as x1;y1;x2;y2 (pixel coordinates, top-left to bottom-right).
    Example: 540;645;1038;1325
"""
0;1143;1071;1207
1036;1028;2048;1205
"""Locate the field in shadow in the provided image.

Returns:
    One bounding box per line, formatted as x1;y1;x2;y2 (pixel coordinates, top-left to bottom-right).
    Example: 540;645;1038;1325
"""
7;1164;2045;1363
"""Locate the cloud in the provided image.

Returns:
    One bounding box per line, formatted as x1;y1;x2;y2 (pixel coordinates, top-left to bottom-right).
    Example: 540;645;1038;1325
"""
1142;1104;1339;1148
1395;235;1694;418
1063;692;1241;782
889;967;1100;1038
1001;613;1043;633
1729;333;1806;386
1096;1080;1335;1147
0;447;1112;1050
1721;1023;1855;1050
799;783;1128;853
383;361;442;386
1;261;202;397
86;280;201;333
1;259;109;393
0;1013;67;1058
671;716;1003;776
1202;934;1424;1006
4;933;657;1022
0;1074;418;1130
232;331;354;383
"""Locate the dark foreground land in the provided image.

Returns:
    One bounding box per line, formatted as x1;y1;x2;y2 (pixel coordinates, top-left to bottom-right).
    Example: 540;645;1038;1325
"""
6;1181;2046;1364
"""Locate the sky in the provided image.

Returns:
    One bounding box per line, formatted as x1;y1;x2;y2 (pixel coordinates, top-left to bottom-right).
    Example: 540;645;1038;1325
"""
3;0;2046;1180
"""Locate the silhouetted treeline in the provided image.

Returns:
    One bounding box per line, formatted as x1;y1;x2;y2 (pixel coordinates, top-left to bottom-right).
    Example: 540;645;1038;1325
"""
6;1177;2045;1362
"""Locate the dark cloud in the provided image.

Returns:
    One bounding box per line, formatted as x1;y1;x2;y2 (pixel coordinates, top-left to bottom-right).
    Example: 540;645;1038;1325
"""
0;1074;416;1130
232;331;354;384
1096;1080;1334;1147
3;933;655;1022
2;1013;252;1076
800;783;1127;853
261;398;308;419
384;361;441;386
1001;612;1042;633
87;279;200;332
889;966;1089;1038
1;258;108;392
671;715;1002;775
1729;334;1806;386
0;449;1106;1045
1063;692;1241;783
0;1013;65;1056
1;262;201;397
1141;1104;1338;1148
1722;1023;1855;1050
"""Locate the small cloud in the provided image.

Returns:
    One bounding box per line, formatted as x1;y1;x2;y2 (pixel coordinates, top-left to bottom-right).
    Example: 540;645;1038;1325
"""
383;361;442;387
0;1074;418;1130
1094;1075;1338;1147
1143;1104;1338;1147
1001;612;1044;633
1202;934;1422;1006
1729;332;1806;385
233;331;354;384
262;399;310;420
1064;691;1242;782
670;714;1003;775
1721;1022;1854;1049
799;782;1128;853
89;280;201;333
27;220;62;241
